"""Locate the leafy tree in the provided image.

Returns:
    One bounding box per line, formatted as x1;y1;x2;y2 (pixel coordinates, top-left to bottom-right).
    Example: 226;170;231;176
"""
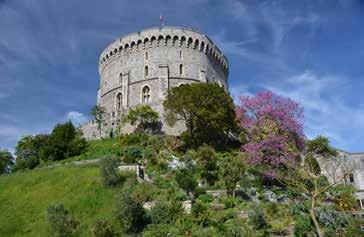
282;136;353;237
114;191;147;234
176;167;197;197
40;121;87;161
46;203;79;237
236;91;304;174
0;149;13;174
91;105;107;138
14;134;49;170
122;104;159;133
220;153;245;197
163;83;238;148
194;145;218;186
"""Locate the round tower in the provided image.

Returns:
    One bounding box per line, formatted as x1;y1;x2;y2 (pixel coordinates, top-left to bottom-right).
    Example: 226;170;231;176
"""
82;26;229;138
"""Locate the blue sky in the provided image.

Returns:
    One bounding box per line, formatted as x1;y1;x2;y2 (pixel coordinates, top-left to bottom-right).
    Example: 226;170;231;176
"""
0;0;363;153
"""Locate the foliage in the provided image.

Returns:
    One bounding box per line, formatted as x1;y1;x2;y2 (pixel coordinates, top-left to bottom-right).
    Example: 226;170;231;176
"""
14;134;48;170
237;91;304;170
46;203;79;237
92;217;115;237
293;214;315;237
91;105;107;137
330;184;357;211
122;145;143;164
114;191;147;234
220;153;245;197
283;136;347;237
305;136;338;157
194;145;219;186
99;156;123;187
0;149;13;174
164;83;238;148
122;105;159;133
150;202;170;225
40;121;87;161
316;206;349;233
249;206;268;230
175;157;197;196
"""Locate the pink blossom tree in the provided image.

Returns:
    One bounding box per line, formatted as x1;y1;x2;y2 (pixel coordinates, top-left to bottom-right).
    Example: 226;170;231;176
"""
236;91;304;171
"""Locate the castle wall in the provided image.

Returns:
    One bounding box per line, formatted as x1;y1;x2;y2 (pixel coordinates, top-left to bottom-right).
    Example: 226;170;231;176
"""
81;27;229;139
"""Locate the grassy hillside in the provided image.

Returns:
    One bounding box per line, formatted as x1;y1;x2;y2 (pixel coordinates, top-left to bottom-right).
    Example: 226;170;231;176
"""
0;164;120;237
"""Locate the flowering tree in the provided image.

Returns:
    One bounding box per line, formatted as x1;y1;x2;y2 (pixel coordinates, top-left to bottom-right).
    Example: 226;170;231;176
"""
236;91;304;170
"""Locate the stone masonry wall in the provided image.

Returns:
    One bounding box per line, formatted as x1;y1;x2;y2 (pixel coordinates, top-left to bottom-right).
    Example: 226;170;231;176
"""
81;26;229;139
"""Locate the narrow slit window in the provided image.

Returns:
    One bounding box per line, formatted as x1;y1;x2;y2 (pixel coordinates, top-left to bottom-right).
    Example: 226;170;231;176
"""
145;51;148;60
179;64;183;76
145;66;149;77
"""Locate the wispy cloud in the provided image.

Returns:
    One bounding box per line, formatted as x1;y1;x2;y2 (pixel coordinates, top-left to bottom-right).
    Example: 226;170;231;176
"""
263;71;364;151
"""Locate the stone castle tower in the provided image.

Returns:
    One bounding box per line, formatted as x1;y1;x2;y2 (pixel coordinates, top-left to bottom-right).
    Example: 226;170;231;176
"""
81;26;229;139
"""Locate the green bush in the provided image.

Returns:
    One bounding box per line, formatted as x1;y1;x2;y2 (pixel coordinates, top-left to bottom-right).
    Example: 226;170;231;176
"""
123;146;143;163
175;167;197;196
194;145;219;186
99;156;123;187
114;191;147;234
120;132;149;146
197;194;214;203
293;214;315;237
249;206;268;230
150;202;170;225
92;218;115;237
46;203;79;237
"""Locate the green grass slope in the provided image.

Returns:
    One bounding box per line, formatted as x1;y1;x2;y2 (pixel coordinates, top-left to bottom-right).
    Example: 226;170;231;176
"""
0;164;119;237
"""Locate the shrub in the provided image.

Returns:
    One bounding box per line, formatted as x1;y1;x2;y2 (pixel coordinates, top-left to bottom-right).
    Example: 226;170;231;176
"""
46;203;79;237
99;156;123;187
293;214;314;237
150;202;170;225
192;200;211;227
194;145;218;186
120;132;149;146
123;146;143;164
114;191;147;234
92;218;114;237
175;167;197;196
249;206;267;230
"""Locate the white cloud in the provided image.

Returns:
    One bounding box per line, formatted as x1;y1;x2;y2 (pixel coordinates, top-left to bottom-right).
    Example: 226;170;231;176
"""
66;111;88;126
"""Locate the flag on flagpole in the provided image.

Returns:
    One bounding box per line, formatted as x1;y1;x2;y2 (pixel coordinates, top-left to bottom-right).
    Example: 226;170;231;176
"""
160;14;165;27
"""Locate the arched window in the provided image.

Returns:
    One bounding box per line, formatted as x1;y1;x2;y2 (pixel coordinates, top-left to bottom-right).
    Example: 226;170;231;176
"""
116;93;122;110
179;64;184;76
142;86;150;104
144;66;149;77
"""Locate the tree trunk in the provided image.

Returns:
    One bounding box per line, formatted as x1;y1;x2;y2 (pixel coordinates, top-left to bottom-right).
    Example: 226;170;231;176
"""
310;196;323;237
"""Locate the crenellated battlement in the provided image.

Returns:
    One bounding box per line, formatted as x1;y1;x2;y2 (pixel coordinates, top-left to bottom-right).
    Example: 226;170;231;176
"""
98;26;229;75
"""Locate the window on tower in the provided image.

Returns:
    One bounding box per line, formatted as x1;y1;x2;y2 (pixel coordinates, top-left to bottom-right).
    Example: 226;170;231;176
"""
116;93;122;110
179;64;184;76
145;66;149;77
142;86;150;104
